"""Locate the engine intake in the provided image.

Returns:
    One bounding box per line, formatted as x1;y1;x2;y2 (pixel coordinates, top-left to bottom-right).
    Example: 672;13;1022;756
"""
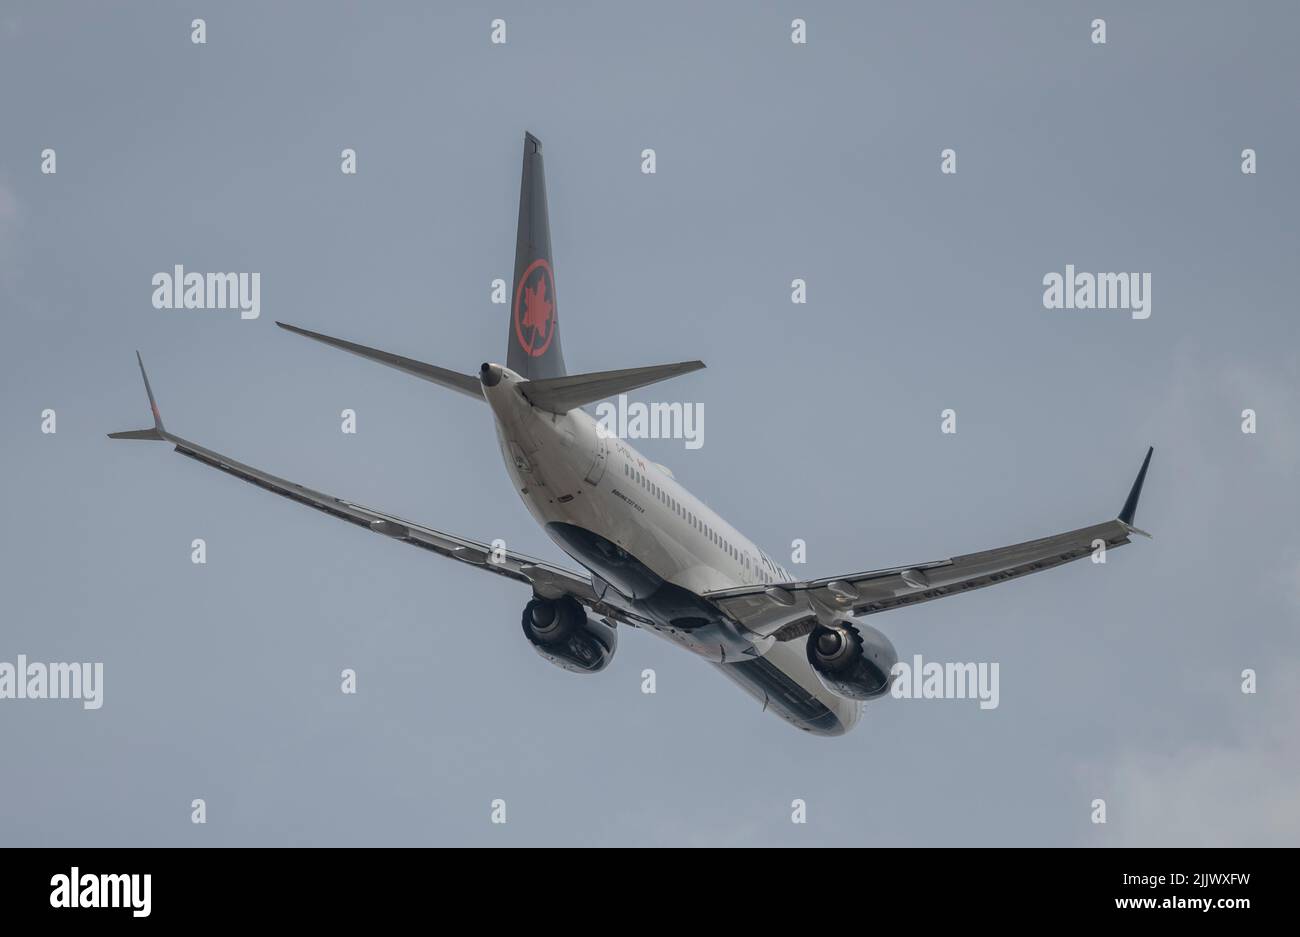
805;620;897;701
522;595;617;674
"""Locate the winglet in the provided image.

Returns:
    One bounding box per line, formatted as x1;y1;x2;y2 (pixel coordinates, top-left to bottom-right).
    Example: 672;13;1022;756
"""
1118;446;1153;528
108;351;168;441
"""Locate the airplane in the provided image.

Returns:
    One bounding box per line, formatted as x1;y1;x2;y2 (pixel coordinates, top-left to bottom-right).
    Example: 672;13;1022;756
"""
111;132;1154;736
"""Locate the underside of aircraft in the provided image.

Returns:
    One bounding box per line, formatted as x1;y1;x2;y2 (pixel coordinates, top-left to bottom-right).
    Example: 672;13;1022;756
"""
111;132;1152;736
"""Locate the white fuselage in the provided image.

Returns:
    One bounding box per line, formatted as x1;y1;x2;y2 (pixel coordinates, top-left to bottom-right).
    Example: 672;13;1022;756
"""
481;365;862;735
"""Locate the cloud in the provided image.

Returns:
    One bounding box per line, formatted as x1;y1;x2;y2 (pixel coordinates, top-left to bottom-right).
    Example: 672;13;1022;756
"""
1097;664;1300;846
1084;344;1300;846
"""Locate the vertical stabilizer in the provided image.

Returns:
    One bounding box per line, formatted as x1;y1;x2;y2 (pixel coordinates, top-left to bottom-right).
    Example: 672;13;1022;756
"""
507;132;567;380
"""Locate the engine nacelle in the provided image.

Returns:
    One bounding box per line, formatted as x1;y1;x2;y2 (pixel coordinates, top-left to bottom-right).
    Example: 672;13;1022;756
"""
805;620;898;701
522;595;617;674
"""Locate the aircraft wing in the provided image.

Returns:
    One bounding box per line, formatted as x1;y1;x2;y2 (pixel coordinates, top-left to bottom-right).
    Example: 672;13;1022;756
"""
707;449;1154;641
109;353;645;627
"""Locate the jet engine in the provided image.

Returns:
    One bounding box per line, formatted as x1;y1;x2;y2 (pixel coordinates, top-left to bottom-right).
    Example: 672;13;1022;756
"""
521;595;617;674
805;620;898;701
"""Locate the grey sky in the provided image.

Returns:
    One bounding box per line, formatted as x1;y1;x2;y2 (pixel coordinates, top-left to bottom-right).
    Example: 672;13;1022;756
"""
1;1;1297;846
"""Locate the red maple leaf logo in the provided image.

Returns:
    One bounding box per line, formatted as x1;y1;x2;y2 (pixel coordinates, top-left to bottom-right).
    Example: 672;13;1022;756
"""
521;276;552;340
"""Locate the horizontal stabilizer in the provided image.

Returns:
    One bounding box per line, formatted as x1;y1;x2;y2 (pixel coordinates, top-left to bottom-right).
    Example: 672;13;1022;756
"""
276;321;483;400
108;427;166;441
519;360;705;413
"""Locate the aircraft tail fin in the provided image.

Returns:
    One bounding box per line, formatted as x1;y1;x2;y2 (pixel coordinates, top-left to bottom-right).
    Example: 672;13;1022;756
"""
507;132;567;381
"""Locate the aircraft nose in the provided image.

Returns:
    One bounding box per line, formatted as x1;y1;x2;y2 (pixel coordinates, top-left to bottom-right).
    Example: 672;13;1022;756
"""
479;363;502;387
